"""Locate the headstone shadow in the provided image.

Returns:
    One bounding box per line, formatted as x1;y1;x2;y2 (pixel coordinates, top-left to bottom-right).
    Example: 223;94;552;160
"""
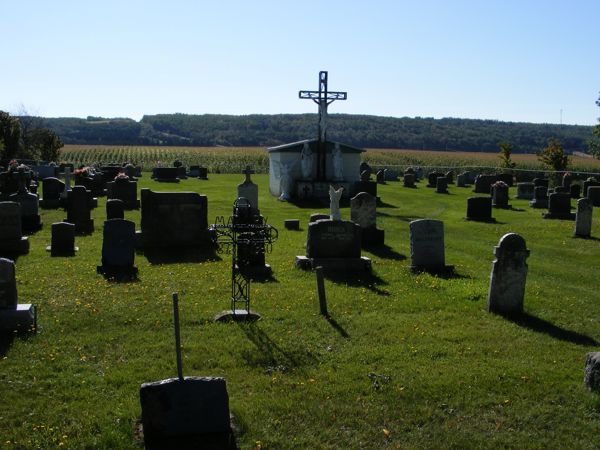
322;270;390;295
377;200;397;208
365;244;406;261
410;267;469;280
140;248;220;265
0;333;14;357
237;322;317;371
503;312;599;346
391;214;424;222
573;235;600;241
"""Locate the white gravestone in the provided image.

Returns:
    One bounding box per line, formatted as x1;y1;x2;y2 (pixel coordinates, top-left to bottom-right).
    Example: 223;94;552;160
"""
574;197;593;238
329;185;343;220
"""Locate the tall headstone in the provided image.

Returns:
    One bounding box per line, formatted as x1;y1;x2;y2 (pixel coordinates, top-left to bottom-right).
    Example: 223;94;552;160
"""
40;177;65;208
107;177;140;209
574;198;593;238
543;192;575;220
0;202;29;255
97;219;138;279
466;197;494;222
409;219;452;273
350;192;384;246
0;258;36;333
487;233;529;315
529;186;548;209
47;222;77;256
65;186;94;233
435;176;448;194
587;186;600;207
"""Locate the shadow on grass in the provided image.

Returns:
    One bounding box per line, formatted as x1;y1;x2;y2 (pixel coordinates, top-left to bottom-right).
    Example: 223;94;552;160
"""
573;235;600;241
0;333;14;357
324;270;390;296
377;200;397;208
376;212;424;222
365;244;406;261
139;248;221;265
505;312;599;346
409;266;470;279
325;314;350;338
237;322;317;370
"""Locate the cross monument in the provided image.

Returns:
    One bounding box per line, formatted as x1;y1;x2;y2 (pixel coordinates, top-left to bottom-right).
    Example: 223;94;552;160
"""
299;71;347;180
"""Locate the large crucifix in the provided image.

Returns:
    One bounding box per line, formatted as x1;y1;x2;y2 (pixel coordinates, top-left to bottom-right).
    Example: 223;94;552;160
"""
299;71;347;181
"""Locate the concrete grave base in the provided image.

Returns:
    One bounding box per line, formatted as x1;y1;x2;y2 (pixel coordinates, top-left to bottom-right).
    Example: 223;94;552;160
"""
0;237;30;255
0;304;36;333
284;219;300;230
295;255;372;272
140;376;233;449
46;245;78;256
214;309;261;322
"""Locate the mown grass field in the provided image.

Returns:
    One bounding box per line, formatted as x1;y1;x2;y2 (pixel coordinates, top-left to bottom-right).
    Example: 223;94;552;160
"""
1;163;600;448
60;144;600;175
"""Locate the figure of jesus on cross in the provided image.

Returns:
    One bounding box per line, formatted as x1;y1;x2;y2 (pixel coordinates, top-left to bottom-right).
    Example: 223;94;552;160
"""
299;71;347;180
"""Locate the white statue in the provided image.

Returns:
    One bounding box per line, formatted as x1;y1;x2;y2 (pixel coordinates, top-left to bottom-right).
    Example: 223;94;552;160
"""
332;143;343;180
329;185;343;220
300;142;313;179
273;161;294;201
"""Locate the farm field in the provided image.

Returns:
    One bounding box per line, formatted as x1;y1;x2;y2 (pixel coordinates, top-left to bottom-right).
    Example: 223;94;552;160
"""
1;171;600;448
60;144;600;175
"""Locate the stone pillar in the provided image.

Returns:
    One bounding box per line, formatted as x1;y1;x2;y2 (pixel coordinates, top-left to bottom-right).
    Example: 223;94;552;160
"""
487;233;530;315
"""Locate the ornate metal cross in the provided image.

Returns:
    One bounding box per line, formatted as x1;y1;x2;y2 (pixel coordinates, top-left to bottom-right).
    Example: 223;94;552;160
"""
299;71;347;180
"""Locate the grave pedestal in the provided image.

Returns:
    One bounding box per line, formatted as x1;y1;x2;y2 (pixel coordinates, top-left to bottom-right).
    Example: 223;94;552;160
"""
0;304;36;333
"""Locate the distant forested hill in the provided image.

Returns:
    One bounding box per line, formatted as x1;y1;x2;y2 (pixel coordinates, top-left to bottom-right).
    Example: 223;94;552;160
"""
38;114;593;153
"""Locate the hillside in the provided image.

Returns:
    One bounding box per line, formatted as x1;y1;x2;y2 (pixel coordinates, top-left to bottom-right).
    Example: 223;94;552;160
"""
37;114;594;153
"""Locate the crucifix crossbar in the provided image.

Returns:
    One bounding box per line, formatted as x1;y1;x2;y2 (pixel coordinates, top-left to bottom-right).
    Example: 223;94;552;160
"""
298;71;347;180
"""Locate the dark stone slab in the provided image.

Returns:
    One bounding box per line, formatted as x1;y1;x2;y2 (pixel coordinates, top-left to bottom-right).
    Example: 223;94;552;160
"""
106;199;125;220
47;222;77;256
65;186;94;234
543;192;575;220
152;167;180;182
284;219;300;230
466;197;494;222
40;177;64;209
97;219;138;279
306;220;361;259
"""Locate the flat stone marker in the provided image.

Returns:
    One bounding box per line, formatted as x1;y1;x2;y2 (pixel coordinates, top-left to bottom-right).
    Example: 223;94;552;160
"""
487;233;530;315
584;352;600;392
574;197;593;238
47;222;78;256
466;197;494;222
409;219;452;273
284;219;300;230
0;258;36;333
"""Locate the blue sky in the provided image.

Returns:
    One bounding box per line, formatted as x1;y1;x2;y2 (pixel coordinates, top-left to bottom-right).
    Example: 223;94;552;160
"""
1;0;598;125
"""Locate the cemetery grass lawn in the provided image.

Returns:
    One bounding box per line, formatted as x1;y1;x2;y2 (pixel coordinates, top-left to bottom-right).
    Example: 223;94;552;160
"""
2;174;600;449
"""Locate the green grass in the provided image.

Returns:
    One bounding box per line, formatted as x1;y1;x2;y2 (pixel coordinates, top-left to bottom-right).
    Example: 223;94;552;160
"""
1;174;600;449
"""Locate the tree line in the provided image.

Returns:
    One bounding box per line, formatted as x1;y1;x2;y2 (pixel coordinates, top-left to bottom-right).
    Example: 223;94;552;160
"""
0;111;63;162
13;113;597;154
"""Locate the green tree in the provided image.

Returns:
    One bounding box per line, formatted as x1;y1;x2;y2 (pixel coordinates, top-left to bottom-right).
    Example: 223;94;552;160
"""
589;93;600;158
0;111;22;160
27;128;63;162
538;138;570;184
498;142;516;169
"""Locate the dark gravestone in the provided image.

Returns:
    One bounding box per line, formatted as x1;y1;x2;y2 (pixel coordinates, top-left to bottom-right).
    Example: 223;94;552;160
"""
297;219;370;271
48;222;77;256
587;186;600;207
529;186;548;209
376;169;386;184
106;199;125;220
97;219;138;279
515;182;535;200
444;171;454;184
492;183;510;208
543;192;575;220
0;257;36;333
562;172;573;188
0;202;29;255
33;165;57;180
427;171;444;188
152;167;180;182
10;187;42;232
496;173;514;186
435;177;448;194
583;179;600;197
384;169;398;181
533;178;549;188
456;172;468;187
197;167;208;180
138;189;213;250
473;175;497;194
403;173;416;188
353;179;377;198
466;197;494;222
350;192;384;246
570;184;581;199
107;178;140;209
284;219;300;230
487;233;529;315
65;186;94;234
309;213;330;223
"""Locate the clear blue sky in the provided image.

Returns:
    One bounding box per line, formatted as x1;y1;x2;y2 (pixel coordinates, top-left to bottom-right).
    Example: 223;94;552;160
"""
1;0;598;125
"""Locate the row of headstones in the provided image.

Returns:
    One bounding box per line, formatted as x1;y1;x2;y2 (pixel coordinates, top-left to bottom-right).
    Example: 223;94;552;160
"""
151;165;209;182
